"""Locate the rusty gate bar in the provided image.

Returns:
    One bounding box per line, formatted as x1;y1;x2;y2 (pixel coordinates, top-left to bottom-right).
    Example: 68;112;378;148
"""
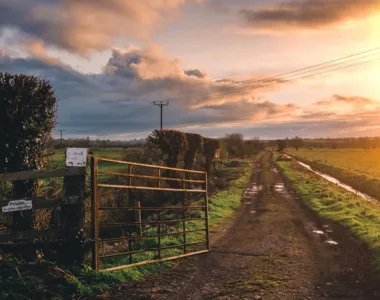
204;172;210;250
95;157;205;173
91;157;210;272
98;218;207;227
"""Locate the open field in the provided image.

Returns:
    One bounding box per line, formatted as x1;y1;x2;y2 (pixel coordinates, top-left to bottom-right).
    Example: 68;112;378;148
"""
275;153;380;270
287;148;380;178
50;148;127;169
287;148;380;200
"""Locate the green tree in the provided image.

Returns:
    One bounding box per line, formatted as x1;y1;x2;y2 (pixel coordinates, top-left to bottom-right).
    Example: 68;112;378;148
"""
0;73;57;230
277;139;287;152
225;133;245;158
291;136;304;151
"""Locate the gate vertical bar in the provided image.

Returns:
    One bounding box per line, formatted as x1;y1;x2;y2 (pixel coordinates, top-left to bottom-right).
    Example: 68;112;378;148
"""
91;157;100;271
204;172;210;250
182;171;186;254
136;200;142;237
158;169;161;188
128;165;132;206
157;211;161;259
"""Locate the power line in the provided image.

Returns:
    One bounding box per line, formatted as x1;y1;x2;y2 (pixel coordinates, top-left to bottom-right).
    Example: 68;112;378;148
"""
227;47;379;86
185;49;380;103
153;101;169;130
189;55;380;106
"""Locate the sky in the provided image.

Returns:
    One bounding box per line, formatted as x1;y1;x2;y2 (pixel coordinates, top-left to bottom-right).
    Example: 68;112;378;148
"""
0;0;380;140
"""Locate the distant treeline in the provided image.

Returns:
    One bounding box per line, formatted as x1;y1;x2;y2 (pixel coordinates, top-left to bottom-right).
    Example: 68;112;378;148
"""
52;136;380;151
50;138;146;149
270;136;380;151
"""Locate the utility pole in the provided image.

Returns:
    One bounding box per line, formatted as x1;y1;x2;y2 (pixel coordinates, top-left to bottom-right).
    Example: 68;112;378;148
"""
58;129;65;152
153;101;169;130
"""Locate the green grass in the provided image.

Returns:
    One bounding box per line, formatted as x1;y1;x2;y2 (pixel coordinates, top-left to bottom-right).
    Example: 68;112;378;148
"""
50;148;130;169
287;148;380;178
208;160;253;229
2;155;258;299
286;148;380;201
275;152;380;269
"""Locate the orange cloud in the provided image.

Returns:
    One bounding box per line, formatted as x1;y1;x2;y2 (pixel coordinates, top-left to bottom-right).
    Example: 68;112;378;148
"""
0;0;202;55
26;40;64;66
240;0;380;32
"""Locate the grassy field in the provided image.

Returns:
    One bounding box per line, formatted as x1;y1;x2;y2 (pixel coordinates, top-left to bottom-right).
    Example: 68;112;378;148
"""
287;148;380;178
50;148;127;169
2;155;259;299
286;148;380;200
275;153;380;270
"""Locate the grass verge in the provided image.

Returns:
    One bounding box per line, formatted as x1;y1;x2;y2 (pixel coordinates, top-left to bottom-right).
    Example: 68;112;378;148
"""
287;151;380;201
0;157;256;299
275;153;380;270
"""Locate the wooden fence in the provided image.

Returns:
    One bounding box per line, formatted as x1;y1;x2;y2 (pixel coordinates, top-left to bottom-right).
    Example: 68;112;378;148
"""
0;166;87;266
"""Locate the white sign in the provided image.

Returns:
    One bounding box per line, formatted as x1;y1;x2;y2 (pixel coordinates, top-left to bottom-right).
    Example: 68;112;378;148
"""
66;148;88;167
2;200;33;213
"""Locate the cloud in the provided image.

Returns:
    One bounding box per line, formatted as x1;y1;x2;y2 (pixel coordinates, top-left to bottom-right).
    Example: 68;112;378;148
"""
26;40;64;66
0;46;276;136
315;94;377;107
1;47;380;139
239;0;380;32
0;0;201;55
101;46;283;109
184;69;206;78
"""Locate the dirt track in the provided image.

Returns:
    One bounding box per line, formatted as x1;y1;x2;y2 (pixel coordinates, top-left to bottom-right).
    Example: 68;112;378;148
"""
97;152;380;299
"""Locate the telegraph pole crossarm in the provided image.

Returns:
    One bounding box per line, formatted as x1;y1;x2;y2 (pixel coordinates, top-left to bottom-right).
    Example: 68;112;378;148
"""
153;101;169;130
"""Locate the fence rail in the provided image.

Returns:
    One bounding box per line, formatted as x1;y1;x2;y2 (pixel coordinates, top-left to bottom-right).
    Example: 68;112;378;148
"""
0;167;85;182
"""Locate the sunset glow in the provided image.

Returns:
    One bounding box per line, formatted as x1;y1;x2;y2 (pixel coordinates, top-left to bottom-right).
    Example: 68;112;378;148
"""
0;0;379;139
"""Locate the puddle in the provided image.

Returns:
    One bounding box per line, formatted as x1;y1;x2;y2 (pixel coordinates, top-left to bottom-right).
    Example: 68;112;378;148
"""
313;230;324;235
286;155;377;204
306;222;339;246
274;183;285;192
271;168;278;173
243;184;262;199
250;210;256;214
325;240;338;245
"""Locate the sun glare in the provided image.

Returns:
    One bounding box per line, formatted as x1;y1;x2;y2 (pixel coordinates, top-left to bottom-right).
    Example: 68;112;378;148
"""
369;14;380;45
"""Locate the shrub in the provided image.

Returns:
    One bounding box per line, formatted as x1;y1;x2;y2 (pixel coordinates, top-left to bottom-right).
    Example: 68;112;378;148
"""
0;73;57;230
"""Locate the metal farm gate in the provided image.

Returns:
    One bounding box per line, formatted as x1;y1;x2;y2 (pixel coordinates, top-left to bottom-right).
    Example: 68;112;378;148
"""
90;157;209;272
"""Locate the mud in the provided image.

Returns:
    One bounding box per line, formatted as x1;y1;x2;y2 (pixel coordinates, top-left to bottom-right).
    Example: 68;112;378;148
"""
93;152;380;300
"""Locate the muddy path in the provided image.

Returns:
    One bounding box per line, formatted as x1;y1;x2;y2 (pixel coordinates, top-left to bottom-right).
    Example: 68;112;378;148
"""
94;152;380;299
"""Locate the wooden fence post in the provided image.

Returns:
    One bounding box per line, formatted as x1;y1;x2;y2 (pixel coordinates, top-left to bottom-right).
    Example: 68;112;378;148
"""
57;167;87;266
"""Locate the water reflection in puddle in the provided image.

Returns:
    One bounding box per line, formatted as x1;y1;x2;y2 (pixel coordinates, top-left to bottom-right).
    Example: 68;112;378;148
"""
244;184;262;198
310;224;339;245
244;184;262;204
274;183;284;192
